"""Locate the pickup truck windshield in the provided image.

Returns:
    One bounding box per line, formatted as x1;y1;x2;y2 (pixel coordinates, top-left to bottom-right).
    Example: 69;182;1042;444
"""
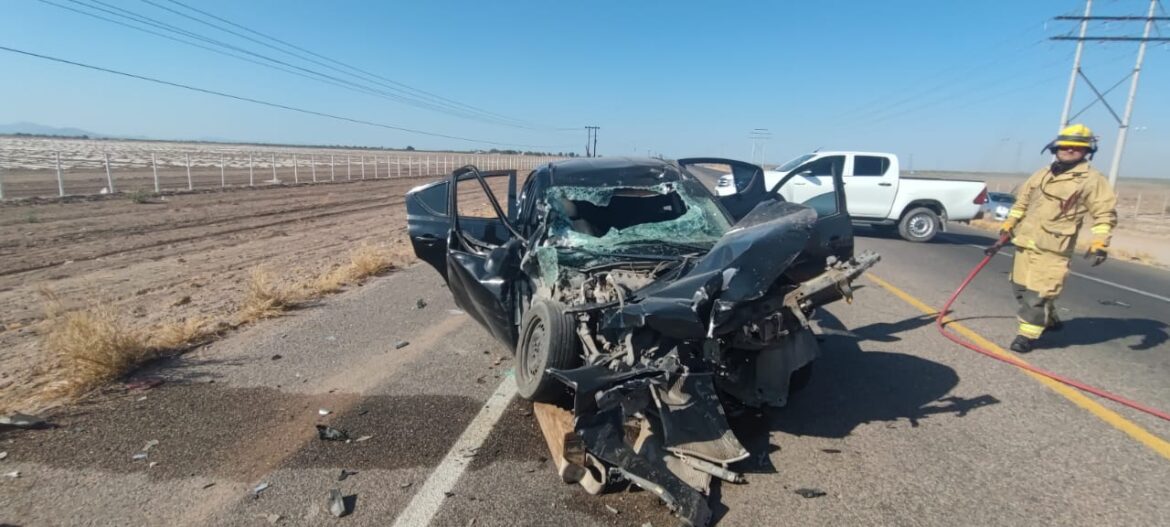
777;153;815;172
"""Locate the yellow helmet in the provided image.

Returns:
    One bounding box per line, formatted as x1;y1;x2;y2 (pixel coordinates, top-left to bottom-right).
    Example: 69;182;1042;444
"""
1044;123;1098;156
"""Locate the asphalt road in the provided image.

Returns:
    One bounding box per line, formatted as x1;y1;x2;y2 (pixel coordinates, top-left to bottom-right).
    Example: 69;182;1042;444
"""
3;223;1170;526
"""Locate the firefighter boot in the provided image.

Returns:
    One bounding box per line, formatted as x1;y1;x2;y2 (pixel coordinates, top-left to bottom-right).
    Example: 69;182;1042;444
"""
1010;335;1035;354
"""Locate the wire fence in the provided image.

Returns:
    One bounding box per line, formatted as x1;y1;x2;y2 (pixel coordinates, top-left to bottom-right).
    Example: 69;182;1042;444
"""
0;147;564;200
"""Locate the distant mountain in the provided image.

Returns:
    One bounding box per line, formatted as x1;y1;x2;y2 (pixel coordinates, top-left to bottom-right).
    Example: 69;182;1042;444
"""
0;122;102;137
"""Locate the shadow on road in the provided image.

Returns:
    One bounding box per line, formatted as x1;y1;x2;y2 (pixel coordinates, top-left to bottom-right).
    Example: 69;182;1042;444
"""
729;308;999;461
1043;316;1170;351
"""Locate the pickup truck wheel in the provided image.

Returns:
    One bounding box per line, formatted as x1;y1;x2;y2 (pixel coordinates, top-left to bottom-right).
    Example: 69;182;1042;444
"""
516;298;580;402
898;207;940;243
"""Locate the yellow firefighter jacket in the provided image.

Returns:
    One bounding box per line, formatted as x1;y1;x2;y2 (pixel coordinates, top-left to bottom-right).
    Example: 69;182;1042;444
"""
1008;161;1117;295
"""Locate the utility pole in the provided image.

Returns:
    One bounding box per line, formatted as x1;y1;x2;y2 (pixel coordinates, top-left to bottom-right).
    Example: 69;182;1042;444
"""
1051;0;1170;186
749;128;771;164
585;126;600;157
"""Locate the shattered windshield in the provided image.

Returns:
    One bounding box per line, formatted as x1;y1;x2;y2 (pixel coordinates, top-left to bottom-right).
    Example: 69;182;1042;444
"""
777;153;815;172
546;181;731;252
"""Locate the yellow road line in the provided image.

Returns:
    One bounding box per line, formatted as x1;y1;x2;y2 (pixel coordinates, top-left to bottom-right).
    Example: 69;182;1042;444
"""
866;272;1170;461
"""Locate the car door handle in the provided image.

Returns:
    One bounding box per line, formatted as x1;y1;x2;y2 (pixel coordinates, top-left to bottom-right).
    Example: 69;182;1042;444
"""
794;181;807;185
415;234;441;244
878;182;892;187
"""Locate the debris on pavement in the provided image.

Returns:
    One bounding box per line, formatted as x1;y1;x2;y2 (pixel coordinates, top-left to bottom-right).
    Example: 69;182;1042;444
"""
338;469;357;481
0;413;50;429
399;482;412;489
1099;299;1132;308
149;461;159;468
264;513;281;524
143;439;159;452
328;488;349;518
821;449;842;454
252;482;271;499
325;335;337;341
4;471;20;478
415;298;427;309
794;488;828;498
132;453;148;461
605;505;620;515
202;482;216;490
271;354;283;360
0;452;7;460
316;425;350;441
449;309;465;315
353;435;372;443
318;408;331;416
394;340;410;349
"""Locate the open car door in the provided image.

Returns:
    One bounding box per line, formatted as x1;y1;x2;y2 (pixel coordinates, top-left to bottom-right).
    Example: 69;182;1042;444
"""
445;168;523;347
678;157;854;281
677;158;769;222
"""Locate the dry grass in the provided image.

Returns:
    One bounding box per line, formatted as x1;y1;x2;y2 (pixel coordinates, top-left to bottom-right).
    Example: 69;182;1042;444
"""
311;243;404;295
237;267;302;323
40;303;152;397
149;316;214;350
4;243;414;413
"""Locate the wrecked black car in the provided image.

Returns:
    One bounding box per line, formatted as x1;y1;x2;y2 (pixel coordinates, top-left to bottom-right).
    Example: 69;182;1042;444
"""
406;157;879;526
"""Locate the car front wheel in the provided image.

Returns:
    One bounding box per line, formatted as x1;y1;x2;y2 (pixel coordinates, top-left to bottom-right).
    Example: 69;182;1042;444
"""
516;298;580;402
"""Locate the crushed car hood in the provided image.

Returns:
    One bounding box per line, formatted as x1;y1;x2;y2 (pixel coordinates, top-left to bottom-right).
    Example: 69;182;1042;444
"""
606;200;818;340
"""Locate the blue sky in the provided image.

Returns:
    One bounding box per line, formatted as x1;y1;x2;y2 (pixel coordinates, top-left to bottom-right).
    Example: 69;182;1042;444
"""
2;0;1168;176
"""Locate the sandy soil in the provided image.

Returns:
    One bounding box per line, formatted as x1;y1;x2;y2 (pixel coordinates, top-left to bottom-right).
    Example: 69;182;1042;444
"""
0;177;431;406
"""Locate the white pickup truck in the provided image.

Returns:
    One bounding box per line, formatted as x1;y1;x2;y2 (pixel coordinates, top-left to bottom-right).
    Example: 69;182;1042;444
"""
715;151;987;242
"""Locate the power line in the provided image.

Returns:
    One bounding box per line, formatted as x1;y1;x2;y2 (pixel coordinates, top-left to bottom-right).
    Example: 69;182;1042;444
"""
158;0;568;130
141;0;544;130
1052;0;1164;185
38;0;567;131
0;45;576;149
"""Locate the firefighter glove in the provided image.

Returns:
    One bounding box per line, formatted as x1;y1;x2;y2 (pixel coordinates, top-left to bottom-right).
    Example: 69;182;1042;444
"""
1086;239;1108;267
999;216;1019;238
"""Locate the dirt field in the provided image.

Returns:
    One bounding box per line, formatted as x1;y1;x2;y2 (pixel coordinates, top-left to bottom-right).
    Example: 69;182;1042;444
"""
0;177;434;411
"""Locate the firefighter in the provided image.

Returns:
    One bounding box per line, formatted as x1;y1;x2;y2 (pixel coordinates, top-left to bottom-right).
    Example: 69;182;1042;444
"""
999;124;1117;353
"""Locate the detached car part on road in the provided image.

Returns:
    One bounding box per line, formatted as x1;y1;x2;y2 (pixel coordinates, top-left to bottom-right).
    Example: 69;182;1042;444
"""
407;157;879;526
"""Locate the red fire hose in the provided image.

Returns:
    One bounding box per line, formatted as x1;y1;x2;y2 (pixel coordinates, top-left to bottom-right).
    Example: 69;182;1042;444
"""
937;234;1170;423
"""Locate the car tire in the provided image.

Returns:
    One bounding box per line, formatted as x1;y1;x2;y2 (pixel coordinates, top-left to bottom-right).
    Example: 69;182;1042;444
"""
898;207;940;243
516;298;580;402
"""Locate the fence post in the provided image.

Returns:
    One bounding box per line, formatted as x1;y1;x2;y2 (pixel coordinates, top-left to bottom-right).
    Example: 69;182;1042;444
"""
361;156;366;180
270;153;277;182
104;152;115;193
56;151;65;196
331;155;336;181
347;156;352;180
220;153;225;188
185;153;193;190
396;157;401;178
249;153;254;186
293;153;299;183
1135;192;1142;217
150;152;159;192
312;154;317;182
373;156;378;179
426;156;431;175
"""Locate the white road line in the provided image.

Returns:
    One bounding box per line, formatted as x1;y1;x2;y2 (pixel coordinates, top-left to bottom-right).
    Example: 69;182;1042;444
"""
391;373;518;527
962;243;1170;304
